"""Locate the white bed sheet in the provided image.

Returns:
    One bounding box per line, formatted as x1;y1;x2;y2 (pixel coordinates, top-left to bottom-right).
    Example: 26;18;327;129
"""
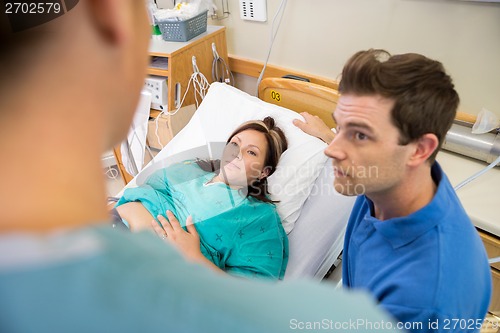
120;83;356;279
132;83;331;235
285;159;355;279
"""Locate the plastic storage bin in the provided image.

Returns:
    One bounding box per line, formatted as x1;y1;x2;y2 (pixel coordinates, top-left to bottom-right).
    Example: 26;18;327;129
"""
156;11;208;42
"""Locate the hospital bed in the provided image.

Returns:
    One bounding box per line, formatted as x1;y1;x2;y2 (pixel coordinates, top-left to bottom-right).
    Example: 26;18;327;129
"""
120;79;355;280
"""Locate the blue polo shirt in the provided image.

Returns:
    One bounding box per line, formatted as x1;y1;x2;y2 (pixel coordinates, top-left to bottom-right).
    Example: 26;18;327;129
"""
342;162;491;332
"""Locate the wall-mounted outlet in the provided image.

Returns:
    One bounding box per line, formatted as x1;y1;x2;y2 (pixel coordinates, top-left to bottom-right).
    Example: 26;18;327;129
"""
239;0;267;22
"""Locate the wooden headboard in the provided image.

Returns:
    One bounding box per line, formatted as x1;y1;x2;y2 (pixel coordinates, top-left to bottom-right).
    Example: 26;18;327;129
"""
258;77;481;131
258;77;339;129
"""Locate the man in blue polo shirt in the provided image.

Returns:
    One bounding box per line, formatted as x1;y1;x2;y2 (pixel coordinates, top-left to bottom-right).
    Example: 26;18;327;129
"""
295;49;491;332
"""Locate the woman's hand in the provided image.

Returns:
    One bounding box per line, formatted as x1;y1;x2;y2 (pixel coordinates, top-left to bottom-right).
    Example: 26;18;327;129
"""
151;210;204;262
151;210;226;275
293;112;335;144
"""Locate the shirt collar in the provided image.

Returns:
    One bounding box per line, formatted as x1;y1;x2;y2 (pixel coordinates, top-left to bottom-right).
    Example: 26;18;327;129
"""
368;162;452;249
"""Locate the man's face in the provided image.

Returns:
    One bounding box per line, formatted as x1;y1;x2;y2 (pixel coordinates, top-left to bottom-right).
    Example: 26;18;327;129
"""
325;94;413;197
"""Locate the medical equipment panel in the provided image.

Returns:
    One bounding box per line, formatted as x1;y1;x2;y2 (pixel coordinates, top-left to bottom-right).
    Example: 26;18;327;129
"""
144;76;168;111
239;0;267;22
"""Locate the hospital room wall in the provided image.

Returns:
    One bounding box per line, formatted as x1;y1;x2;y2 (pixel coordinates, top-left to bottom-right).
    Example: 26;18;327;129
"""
208;0;500;117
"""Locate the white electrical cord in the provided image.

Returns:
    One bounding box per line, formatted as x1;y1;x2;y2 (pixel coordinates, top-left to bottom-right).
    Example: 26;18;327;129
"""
154;56;210;149
454;154;500;191
104;165;119;180
255;0;288;91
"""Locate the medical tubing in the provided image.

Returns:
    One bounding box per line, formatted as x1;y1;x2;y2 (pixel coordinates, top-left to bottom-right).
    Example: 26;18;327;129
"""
256;0;288;90
489;257;500;265
154;70;209;149
454;153;500;191
212;56;234;85
105;164;119;180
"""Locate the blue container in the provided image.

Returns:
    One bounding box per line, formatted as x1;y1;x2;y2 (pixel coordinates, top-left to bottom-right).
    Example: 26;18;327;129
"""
156;11;208;42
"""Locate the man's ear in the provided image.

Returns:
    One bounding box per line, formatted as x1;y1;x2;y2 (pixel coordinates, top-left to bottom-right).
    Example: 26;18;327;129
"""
86;0;128;44
408;133;439;167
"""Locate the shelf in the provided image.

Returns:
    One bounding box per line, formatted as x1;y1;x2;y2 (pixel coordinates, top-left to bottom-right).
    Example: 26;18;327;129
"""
147;68;169;76
101;151;117;169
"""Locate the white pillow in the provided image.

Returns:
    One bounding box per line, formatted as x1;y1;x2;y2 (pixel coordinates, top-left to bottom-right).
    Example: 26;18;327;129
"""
141;83;328;233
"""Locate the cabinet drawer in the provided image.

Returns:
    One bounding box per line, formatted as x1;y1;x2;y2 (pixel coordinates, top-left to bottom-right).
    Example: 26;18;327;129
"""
480;232;500;271
491;269;500;316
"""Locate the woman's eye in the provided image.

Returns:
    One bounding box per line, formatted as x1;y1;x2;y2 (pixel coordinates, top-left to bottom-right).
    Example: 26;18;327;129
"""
230;142;238;146
248;150;257;156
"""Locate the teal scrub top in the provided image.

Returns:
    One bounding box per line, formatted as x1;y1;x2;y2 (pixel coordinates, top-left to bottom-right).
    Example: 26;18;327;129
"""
117;160;288;280
0;226;401;333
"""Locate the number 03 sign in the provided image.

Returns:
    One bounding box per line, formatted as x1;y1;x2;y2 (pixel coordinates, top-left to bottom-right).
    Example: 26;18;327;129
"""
270;90;281;103
2;0;79;33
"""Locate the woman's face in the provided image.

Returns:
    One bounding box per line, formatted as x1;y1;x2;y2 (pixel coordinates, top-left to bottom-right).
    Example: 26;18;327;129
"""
220;129;270;188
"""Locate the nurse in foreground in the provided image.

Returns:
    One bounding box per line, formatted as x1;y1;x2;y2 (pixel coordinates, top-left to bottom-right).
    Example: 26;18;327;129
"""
0;1;400;332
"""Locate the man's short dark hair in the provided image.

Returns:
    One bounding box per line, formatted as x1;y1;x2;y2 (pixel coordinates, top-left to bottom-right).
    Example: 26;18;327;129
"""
339;49;459;163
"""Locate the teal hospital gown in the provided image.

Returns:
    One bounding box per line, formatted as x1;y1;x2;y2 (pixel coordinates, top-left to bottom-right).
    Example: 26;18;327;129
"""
116;160;288;280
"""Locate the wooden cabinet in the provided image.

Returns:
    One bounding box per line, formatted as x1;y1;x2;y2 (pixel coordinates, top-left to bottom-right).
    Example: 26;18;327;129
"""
114;26;228;183
479;230;500;316
146;106;196;150
148;25;228;111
